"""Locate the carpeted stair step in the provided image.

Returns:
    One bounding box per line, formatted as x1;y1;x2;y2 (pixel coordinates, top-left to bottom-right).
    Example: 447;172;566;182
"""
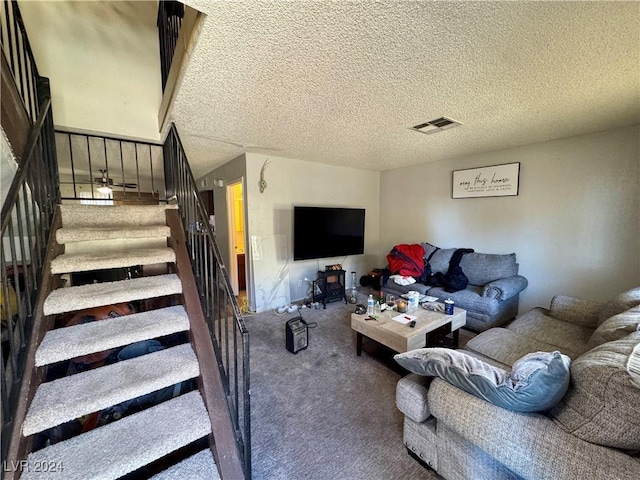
59;204;177;228
50;247;176;274
21;390;211;480
150;449;220;479
56;225;171;244
43;273;182;316
23;344;200;436
36;305;190;367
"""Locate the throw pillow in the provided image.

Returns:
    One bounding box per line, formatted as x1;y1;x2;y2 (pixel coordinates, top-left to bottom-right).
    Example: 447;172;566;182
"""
421;242;439;261
588;306;640;349
394;348;571;413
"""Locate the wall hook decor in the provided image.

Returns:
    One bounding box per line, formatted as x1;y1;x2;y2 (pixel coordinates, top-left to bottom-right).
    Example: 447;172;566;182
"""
259;159;270;193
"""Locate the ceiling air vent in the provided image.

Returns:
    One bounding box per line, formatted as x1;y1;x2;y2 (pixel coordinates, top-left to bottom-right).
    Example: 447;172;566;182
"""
411;117;462;135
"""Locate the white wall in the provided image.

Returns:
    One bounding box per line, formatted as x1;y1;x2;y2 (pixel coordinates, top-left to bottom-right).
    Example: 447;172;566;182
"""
199;153;381;313
20;1;162;141
380;125;640;314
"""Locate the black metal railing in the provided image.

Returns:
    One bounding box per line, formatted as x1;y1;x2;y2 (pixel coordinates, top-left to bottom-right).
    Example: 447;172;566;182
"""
163;124;251;478
157;0;184;93
0;0;40;122
0;95;59;464
55;130;165;204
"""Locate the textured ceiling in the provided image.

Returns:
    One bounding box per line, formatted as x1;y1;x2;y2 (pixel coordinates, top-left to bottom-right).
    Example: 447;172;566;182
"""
173;1;640;177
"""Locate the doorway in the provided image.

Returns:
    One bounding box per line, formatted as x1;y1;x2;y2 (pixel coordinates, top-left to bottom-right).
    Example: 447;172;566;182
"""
226;180;247;305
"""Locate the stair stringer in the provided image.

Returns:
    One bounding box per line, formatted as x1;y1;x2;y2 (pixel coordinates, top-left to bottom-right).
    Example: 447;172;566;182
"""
165;208;246;480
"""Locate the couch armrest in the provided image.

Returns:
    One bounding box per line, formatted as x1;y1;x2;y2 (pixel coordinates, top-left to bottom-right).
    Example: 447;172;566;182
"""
428;379;640;480
549;295;603;328
396;373;433;423
482;275;528;300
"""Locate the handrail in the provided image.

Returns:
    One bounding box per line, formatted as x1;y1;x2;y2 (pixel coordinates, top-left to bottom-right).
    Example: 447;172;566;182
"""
163;123;251;478
1;97;51;230
0;94;59;470
1;0;41;122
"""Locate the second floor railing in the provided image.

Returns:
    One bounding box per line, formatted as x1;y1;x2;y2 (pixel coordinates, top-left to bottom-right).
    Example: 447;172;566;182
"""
157;0;184;93
163;123;251;479
55;129;165;205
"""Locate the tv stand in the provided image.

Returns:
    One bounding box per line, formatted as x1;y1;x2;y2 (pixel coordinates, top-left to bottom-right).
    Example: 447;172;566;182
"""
313;270;347;309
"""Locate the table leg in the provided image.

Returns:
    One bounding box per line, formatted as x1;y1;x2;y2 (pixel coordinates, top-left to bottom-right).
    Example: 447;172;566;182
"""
452;329;460;349
356;332;363;356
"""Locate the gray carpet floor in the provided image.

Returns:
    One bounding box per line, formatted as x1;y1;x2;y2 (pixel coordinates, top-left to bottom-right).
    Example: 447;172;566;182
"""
245;295;441;480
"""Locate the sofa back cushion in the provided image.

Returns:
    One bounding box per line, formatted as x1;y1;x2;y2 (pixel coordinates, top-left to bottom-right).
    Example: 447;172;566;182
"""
459;253;518;286
550;332;640;450
588;306;640;349
598;287;640;327
428;248;456;274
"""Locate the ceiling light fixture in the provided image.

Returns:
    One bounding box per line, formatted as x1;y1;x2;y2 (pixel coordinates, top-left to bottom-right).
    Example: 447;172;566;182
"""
411;117;463;135
97;185;112;194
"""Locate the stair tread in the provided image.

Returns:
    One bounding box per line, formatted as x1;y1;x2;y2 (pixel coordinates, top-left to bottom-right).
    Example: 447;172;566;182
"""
22;391;211;480
36;305;190;367
24;344;200;436
43;273;182;316
150;449;220;480
51;247;176;274
60;204;177;228
56;225;171;244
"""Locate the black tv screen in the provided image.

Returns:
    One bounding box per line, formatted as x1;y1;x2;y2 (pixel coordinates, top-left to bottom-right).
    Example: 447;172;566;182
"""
293;206;365;261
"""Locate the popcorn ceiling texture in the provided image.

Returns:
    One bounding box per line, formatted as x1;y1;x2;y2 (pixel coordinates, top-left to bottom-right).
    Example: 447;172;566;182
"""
174;1;639;176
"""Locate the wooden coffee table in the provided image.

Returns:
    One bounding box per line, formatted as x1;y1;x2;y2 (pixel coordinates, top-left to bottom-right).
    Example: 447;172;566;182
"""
350;305;466;355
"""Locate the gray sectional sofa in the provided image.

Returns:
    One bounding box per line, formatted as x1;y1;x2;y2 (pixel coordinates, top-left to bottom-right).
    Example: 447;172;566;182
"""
383;247;528;331
395;287;640;480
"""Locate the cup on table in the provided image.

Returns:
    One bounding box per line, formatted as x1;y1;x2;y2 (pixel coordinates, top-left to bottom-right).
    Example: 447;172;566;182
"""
385;294;395;309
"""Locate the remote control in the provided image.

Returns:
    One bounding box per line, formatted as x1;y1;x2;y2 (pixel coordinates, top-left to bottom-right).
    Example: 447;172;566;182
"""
409;320;416;328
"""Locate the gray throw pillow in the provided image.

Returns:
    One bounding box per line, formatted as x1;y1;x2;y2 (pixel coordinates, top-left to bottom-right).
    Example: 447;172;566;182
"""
394;348;571;413
421;242;439;261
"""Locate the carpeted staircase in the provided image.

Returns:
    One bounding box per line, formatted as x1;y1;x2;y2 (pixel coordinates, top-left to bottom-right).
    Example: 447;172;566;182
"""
19;204;221;479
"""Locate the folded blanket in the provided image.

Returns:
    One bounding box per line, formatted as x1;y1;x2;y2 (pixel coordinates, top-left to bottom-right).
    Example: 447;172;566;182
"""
390;275;416;286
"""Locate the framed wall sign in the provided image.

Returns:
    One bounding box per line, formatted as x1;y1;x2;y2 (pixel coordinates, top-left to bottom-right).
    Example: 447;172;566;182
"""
452;162;520;198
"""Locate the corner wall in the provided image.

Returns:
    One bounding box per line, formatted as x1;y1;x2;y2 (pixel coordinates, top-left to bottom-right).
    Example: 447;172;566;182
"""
200;154;381;313
380;125;640;314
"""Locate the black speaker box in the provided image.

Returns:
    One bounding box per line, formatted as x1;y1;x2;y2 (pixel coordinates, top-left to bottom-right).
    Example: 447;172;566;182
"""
285;316;308;354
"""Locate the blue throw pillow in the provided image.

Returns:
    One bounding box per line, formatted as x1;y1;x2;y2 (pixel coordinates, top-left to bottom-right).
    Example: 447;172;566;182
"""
394;348;571;413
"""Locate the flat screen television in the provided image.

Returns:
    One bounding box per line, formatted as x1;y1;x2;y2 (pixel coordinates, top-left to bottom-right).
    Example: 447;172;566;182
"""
293;206;365;261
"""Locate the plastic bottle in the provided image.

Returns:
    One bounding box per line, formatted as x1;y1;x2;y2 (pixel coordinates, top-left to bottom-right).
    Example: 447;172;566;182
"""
374;301;381;315
367;294;375;314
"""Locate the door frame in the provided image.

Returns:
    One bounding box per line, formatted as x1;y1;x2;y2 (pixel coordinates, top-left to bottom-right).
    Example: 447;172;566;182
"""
225;178;246;297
